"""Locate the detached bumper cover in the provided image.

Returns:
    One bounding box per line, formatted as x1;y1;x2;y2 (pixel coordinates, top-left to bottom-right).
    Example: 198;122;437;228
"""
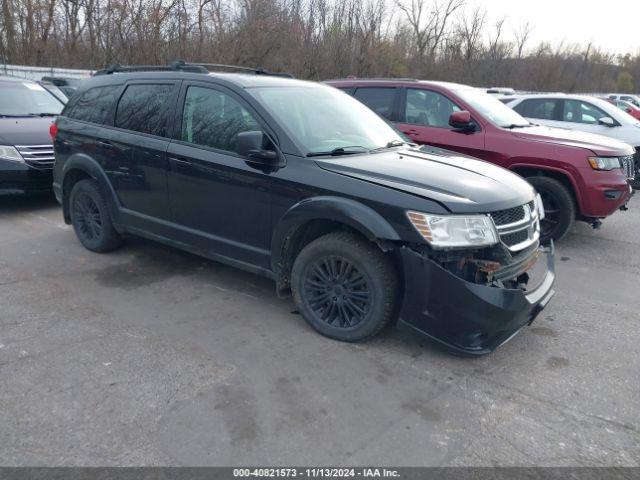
398;244;555;355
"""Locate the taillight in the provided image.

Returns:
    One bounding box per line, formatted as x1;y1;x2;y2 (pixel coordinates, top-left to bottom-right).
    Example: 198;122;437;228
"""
49;123;58;140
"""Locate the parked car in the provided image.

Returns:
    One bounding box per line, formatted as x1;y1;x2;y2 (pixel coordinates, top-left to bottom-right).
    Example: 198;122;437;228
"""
52;63;555;355
41;76;84;98
327;79;635;241
38;80;69;103
506;94;640;188
0;75;65;195
606;98;640;121
607;93;640;108
487;87;515;96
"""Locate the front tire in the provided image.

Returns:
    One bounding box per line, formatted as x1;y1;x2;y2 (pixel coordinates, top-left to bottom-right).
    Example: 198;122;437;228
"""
291;232;398;342
69;179;123;253
527;176;575;243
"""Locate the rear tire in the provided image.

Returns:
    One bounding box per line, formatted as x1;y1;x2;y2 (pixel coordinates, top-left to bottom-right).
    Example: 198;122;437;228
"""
69;179;123;253
527;176;575;243
291;231;398;342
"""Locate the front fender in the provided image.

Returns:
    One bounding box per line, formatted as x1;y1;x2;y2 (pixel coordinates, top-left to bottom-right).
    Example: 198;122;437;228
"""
270;196;401;282
509;161;585;213
60;153;122;226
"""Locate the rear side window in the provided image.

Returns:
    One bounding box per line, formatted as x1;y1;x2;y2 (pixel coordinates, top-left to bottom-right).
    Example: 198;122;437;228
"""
180;86;260;153
115;84;174;137
514;99;558;120
353;88;396;120
67;85;120;124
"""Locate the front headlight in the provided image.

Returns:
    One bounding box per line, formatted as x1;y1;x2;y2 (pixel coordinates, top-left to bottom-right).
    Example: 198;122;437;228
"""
588;156;621;171
534;193;545;220
407;211;499;249
0;145;23;163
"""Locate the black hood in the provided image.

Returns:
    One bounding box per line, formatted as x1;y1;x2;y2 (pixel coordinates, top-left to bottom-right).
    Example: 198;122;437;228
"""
315;148;535;213
0;117;55;145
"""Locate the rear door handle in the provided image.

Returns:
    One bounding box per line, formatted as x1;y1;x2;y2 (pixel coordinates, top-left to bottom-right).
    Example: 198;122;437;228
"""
169;156;191;166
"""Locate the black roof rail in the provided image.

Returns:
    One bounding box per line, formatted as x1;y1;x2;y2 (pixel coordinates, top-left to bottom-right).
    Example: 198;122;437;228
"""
93;60;294;78
184;62;294;78
93;60;208;76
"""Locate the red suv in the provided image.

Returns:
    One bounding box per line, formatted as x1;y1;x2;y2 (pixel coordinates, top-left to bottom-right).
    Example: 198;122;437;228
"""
327;79;635;241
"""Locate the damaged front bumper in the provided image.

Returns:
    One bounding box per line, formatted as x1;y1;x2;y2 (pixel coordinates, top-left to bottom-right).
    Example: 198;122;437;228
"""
398;243;555;355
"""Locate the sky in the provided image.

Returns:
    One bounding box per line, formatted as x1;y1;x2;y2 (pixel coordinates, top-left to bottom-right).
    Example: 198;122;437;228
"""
465;0;640;55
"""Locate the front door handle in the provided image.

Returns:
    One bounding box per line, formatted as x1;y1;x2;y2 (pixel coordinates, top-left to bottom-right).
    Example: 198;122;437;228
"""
98;140;114;148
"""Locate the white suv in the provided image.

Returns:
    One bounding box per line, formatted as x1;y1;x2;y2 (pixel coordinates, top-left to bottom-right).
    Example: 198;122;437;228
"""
505;94;640;164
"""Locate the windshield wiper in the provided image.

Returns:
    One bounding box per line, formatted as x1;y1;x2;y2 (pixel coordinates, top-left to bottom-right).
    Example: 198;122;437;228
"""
306;146;369;157
503;123;532;129
27;113;59;117
373;140;416;151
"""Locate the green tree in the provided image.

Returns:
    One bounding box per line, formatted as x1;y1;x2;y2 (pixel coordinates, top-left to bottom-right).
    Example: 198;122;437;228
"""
616;71;634;92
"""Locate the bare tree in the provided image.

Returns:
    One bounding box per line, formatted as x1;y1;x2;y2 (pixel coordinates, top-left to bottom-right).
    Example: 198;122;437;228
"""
514;20;532;59
394;0;464;58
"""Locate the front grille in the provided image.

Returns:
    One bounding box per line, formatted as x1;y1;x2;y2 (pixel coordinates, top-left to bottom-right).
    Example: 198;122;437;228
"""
490;201;535;226
620;155;635;180
16;145;55;169
634;148;640;176
490;206;525;226
489;202;540;252
500;230;529;247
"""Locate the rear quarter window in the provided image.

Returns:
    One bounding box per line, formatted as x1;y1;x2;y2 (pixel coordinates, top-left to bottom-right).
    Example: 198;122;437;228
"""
66;85;120;124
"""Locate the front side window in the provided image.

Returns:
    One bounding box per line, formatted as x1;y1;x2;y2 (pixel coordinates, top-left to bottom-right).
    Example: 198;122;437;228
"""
67;85;119;124
249;85;405;155
514;99;558;120
181;86;260;152
0;81;64;117
562;100;608;124
115;84;174;137
353;88;397;120
404;88;461;127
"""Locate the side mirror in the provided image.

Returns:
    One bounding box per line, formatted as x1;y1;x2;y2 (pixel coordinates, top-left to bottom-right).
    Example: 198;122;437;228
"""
236;131;278;163
598;117;616;127
449;110;476;132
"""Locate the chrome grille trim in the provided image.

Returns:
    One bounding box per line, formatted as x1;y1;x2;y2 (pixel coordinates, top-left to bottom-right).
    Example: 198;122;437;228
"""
490;202;540;252
620;155;635;180
15;145;55;169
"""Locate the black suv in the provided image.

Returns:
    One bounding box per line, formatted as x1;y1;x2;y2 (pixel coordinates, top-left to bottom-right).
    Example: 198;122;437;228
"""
1;75;64;195
52;63;555;355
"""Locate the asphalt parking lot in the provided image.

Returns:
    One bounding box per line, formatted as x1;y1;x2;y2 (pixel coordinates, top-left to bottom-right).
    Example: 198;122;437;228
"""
0;194;638;466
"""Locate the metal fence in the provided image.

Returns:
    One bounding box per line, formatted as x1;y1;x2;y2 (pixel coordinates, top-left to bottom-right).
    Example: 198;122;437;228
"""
0;64;93;81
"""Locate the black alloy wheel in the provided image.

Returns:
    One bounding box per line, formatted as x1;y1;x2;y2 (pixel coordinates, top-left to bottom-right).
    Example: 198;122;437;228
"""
69;179;123;252
302;255;371;328
291;231;398;342
73;191;103;242
526;176;575;243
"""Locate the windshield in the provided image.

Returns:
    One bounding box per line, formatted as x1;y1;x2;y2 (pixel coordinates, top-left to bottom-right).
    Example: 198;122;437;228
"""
0;81;64;116
588;97;640;126
249;85;405;155
453;87;530;128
